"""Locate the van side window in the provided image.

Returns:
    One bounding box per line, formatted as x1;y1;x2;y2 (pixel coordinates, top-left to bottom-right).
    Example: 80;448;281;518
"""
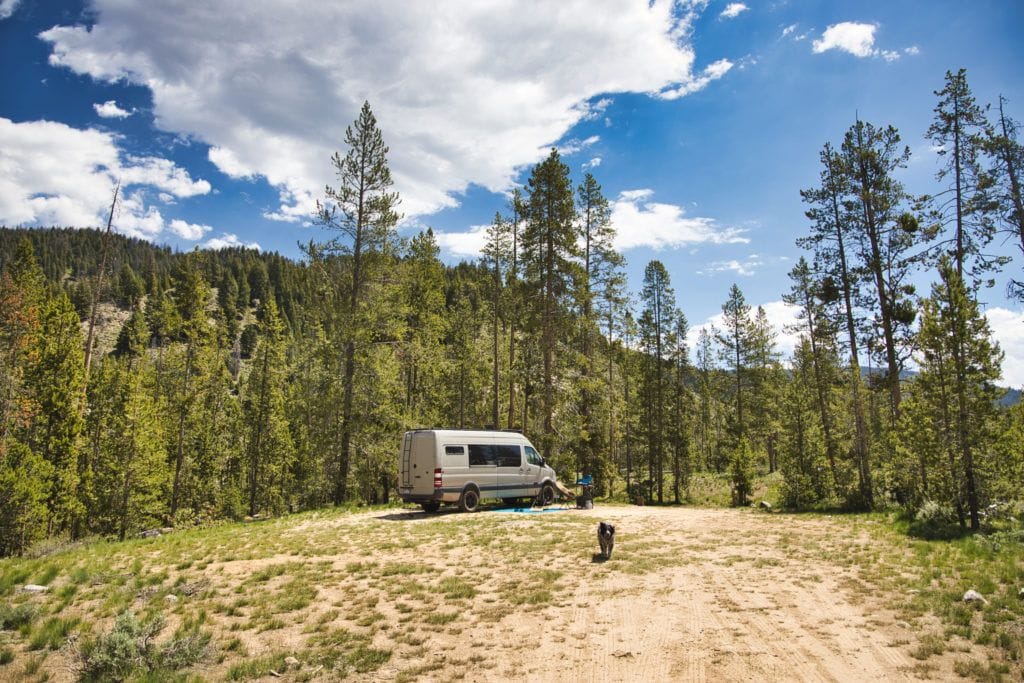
468;444;495;466
525;446;542;466
494;445;521;467
445;445;465;456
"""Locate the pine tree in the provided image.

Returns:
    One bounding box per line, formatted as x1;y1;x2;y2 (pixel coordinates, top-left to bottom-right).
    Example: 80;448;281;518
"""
482;213;512;428
24;287;86;534
912;258;1003;530
0;440;52;556
314;101;400;504
576;173;622;488
717;284;753;442
784;257;843;494
986;96;1024;300
401;229;447;427
748;306;783;472
798;143;872;507
927;69;1004;287
841;119;920;427
243;297;294;516
521;149;578;460
639;260;677;503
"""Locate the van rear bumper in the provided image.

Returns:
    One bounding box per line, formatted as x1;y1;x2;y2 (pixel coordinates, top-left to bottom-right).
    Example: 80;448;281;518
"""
398;491;444;504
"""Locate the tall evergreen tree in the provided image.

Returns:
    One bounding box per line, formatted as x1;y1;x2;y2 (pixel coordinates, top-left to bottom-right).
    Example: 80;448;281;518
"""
986;96;1024;300
926;69;1003;287
640;260;677;503
243;297;294;516
798;143;872;506
521;149;578;460
911;258;1003;530
716;284;753;441
841;119;919;427
314;101;400;504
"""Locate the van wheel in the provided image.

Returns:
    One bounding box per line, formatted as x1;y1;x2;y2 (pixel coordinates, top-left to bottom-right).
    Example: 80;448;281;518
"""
539;483;555;507
420;502;440;513
459;488;481;513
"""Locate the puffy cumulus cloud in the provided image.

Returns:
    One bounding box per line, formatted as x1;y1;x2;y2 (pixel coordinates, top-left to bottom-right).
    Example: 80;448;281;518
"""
720;3;748;19
41;0;730;222
610;189;748;250
0;0;19;20
985;307;1024;388
169;218;212;240
812;22;878;58
93;100;133;118
0;117;209;240
433;224;490;259
203;233;260;251
583;156;602;170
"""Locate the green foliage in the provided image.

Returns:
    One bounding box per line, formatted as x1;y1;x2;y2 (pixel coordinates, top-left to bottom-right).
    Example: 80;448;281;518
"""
0;440;53;556
79;610;210;681
908;501;965;540
0;602;39;630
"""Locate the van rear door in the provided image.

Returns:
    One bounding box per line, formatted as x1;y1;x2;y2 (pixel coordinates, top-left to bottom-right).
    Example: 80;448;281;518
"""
409;431;438;497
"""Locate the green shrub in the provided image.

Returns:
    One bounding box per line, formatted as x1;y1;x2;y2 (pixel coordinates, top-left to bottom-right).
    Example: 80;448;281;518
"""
0;602;39;630
79;610;209;681
908;501;966;540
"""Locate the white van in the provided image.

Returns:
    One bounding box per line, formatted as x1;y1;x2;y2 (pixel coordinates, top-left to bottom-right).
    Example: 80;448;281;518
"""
397;429;558;512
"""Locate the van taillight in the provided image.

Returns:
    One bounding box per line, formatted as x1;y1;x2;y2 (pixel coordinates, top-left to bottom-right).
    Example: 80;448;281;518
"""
433;468;443;489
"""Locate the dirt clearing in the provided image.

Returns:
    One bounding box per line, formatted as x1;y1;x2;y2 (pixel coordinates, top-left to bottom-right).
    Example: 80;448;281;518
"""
7;504;1004;681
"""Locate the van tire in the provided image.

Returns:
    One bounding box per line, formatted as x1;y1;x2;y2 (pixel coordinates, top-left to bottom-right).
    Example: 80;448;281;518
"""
539;483;555;507
420;502;440;513
459;487;481;513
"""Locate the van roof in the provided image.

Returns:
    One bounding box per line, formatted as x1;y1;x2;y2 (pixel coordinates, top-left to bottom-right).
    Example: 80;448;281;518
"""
407;429;531;441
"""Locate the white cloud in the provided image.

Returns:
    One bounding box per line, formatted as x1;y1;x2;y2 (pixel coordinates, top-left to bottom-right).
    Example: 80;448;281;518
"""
781;23;798;38
720;3;748;19
812;22;878;58
904;45;920;56
169;218;212;240
610;188;748;251
698;254;764;276
0;0;20;20
557;135;600;156
583;156;602;170
658;58;734;100
203;233;260;250
93;100;133;118
0;117;210;240
433;224;490;259
986;307;1024;388
41;0;731;223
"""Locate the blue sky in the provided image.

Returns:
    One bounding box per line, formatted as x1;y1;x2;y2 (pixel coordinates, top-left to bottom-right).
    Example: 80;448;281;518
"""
2;0;1023;381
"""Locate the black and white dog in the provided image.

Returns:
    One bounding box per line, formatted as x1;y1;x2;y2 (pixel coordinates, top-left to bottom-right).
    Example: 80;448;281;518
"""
597;521;616;559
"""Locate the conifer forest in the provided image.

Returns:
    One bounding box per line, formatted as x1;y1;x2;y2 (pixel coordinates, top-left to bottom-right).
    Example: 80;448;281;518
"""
3;71;1024;557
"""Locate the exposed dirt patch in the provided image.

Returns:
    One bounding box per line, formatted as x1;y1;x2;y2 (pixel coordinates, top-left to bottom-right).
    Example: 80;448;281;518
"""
15;505;999;681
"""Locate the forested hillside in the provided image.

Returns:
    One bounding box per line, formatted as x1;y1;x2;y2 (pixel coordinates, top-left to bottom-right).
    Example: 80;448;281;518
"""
2;74;1023;557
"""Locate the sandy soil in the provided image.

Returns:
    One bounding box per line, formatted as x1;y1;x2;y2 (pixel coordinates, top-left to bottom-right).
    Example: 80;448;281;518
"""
354;506;969;682
26;505;989;682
